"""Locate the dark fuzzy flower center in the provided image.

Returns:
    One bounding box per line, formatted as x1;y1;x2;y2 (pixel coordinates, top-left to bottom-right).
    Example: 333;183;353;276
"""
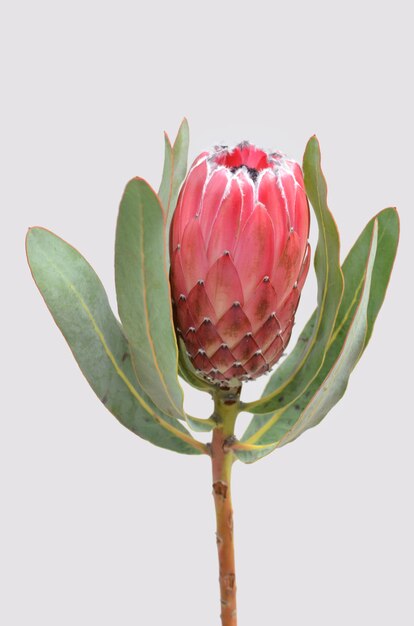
229;165;259;182
214;143;271;181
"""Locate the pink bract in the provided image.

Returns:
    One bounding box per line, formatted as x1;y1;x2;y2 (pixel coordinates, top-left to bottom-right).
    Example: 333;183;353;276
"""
170;142;310;386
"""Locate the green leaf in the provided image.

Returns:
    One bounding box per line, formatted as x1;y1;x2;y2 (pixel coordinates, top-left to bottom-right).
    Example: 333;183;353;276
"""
168;118;190;233
115;178;185;421
236;208;399;462
158;119;190;237
158;132;173;215
241;136;344;417
185;415;215;432
363;210;399;346
158;119;189;269
26;227;204;455
331;208;399;354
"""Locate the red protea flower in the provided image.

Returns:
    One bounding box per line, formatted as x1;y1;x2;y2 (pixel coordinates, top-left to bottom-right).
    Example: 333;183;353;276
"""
170;142;310;387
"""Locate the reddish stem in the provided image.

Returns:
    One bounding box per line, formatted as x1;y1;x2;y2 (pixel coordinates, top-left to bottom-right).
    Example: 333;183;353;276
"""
211;427;237;626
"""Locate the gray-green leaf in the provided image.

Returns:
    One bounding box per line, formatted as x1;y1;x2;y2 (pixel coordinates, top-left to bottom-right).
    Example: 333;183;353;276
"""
158;132;173;215
169;118;190;233
115;178;185;421
236;208;399;462
26;227;203;455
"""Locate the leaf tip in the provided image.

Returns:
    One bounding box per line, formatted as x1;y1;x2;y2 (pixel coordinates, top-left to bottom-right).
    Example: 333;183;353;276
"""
163;131;172;148
307;133;319;144
391;206;400;220
25;228;32;259
175;117;190;145
303;135;322;169
25;225;42;248
125;176;150;195
393;208;401;238
125;176;164;207
25;227;39;274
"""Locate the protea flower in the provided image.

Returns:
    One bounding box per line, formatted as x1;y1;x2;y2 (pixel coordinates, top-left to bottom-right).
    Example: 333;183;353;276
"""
170;142;311;386
27;118;399;626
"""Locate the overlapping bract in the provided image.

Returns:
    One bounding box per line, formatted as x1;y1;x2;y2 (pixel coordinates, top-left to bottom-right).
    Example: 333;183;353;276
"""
170;143;310;385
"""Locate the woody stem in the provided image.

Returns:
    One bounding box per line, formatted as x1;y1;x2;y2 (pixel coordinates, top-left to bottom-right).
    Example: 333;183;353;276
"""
211;389;240;626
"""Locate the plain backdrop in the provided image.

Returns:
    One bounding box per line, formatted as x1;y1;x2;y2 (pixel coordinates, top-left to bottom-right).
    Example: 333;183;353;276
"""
1;1;413;624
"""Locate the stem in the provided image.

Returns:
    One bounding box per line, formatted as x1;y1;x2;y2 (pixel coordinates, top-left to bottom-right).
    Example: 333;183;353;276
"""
211;389;240;626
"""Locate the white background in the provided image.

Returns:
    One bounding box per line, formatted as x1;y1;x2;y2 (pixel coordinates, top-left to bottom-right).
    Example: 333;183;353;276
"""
1;1;413;624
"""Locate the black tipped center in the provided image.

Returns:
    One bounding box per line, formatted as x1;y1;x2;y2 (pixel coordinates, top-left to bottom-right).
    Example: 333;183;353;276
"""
230;165;259;182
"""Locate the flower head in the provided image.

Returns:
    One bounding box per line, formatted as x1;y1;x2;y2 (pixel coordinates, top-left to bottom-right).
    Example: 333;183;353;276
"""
170;142;310;386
